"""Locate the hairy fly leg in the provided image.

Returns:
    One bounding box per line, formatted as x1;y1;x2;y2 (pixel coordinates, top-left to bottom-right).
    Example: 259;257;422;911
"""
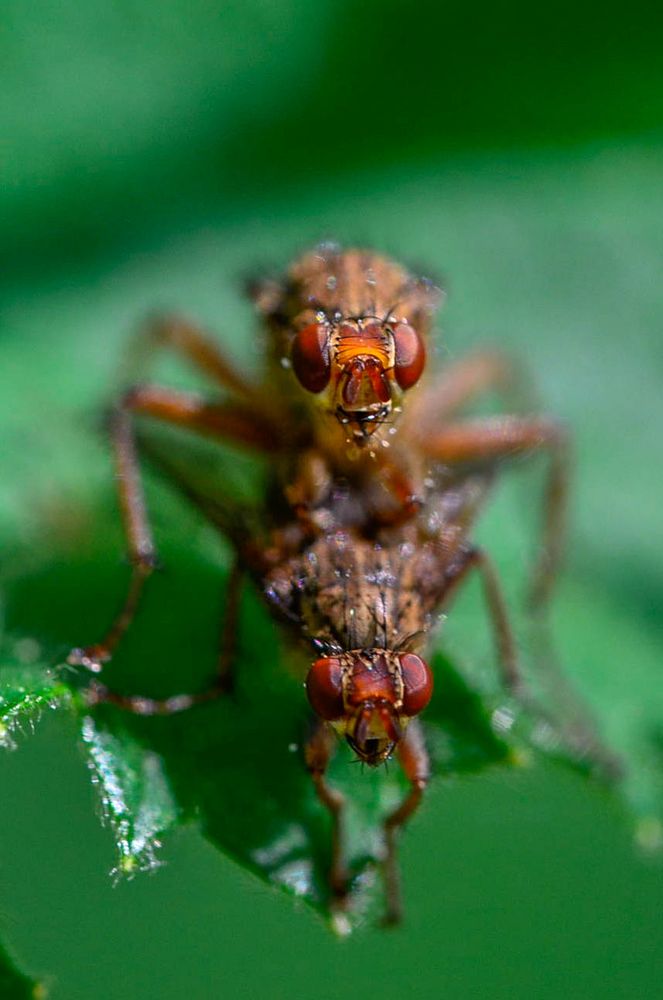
305;720;350;911
417;415;569;607
123;313;265;404
443;547;619;778
383;719;430;926
83;559;245;715
409;349;525;424
68;384;279;673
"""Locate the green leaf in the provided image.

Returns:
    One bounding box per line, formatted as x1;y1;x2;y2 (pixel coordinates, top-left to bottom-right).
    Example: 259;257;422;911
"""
79;715;179;879
0;655;66;752
2;143;663;938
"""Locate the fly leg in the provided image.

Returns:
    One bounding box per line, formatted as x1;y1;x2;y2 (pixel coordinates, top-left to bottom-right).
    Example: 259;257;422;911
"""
284;449;334;536
215;559;243;695
407;349;526;426
383;719;430;926
379;351;528;530
124;313;265;406
361;456;425;531
445;545;563;703
284;448;422;538
445;547;620;779
305;721;349;910
416;416;569;608
68;385;278;673
84;559;244;715
455;547;525;698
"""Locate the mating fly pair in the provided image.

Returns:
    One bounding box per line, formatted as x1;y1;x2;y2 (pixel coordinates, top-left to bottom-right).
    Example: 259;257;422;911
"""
69;244;571;923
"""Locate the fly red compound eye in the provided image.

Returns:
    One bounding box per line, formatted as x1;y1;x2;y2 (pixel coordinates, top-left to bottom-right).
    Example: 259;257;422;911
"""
393;322;426;390
291;323;331;393
399;653;433;715
306;656;344;720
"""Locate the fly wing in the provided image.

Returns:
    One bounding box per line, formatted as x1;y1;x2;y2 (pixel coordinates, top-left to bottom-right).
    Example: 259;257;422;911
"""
423;466;496;563
262;468;498;654
388;467;498;632
134;422;268;573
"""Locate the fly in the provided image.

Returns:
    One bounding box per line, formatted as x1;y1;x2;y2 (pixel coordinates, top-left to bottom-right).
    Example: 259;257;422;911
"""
67;243;604;923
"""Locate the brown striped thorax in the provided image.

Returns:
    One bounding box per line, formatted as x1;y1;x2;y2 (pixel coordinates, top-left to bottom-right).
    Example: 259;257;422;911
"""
251;244;442;447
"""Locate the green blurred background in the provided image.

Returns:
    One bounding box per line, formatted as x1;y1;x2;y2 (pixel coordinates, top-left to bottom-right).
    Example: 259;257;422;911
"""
2;1;663;997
